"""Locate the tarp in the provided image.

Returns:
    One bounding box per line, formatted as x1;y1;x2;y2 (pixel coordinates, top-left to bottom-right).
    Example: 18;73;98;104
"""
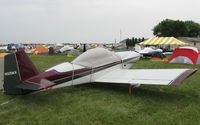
169;46;200;64
139;37;187;45
32;45;49;55
72;48;121;68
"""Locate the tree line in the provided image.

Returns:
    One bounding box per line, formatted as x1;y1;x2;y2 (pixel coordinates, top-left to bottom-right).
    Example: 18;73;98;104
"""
125;37;145;47
153;19;200;37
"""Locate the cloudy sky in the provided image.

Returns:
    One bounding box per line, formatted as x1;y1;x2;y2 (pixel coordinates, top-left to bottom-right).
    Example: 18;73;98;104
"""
0;0;199;43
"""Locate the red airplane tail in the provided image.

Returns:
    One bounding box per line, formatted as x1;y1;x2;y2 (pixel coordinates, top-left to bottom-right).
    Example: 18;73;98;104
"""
3;50;39;94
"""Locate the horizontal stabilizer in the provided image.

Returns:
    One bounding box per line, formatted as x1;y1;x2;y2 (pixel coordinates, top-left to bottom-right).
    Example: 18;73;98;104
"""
95;69;197;86
17;79;55;91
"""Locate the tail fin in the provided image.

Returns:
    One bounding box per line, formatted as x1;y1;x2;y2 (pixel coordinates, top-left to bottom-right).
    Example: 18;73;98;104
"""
3;50;39;95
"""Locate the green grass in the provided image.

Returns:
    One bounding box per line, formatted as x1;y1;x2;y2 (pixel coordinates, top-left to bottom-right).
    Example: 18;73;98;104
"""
1;56;200;125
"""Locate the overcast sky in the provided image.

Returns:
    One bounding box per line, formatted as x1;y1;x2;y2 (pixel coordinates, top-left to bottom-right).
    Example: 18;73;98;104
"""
0;0;199;44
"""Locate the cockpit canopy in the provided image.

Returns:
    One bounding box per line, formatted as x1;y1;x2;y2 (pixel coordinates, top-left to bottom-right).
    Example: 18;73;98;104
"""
72;48;121;68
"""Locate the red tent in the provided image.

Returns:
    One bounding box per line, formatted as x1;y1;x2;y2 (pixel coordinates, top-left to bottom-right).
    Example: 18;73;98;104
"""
169;47;200;64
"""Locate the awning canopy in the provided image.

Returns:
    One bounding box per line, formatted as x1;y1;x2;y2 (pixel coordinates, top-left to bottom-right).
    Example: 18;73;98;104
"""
139;37;187;45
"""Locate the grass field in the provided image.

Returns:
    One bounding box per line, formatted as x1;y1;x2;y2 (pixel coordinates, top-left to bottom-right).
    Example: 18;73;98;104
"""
0;55;200;125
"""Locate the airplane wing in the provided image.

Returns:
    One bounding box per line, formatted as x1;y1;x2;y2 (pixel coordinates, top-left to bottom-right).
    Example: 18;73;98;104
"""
94;69;197;86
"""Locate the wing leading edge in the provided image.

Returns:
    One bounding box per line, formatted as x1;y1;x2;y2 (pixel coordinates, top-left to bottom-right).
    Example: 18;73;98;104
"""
94;69;197;86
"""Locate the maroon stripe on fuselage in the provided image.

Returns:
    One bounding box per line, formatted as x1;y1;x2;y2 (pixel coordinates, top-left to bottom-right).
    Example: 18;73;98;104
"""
27;68;91;84
93;61;121;72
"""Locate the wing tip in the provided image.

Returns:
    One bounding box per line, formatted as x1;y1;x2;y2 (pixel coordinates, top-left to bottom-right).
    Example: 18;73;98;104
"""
170;69;197;85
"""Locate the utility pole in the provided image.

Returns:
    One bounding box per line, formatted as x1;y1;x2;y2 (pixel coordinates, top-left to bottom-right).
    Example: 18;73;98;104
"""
120;29;122;42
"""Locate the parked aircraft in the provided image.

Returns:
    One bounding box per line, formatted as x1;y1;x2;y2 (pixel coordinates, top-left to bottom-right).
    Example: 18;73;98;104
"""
3;48;197;95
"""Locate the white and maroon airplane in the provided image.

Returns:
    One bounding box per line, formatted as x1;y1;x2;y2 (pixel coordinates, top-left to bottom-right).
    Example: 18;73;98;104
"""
3;48;196;95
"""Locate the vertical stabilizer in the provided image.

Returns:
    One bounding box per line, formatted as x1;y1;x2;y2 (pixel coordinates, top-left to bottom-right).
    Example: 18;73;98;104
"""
15;50;38;80
3;50;39;95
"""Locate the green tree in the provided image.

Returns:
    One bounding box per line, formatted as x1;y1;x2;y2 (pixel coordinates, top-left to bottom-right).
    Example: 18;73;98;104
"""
153;19;200;37
142;37;145;41
131;37;135;46
185;21;200;37
134;38;138;43
125;38;131;47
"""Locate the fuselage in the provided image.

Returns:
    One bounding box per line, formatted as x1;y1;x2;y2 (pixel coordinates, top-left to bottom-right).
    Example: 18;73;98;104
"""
26;49;140;89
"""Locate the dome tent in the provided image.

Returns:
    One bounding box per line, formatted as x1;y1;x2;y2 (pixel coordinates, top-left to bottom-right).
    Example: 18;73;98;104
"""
169;47;200;64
